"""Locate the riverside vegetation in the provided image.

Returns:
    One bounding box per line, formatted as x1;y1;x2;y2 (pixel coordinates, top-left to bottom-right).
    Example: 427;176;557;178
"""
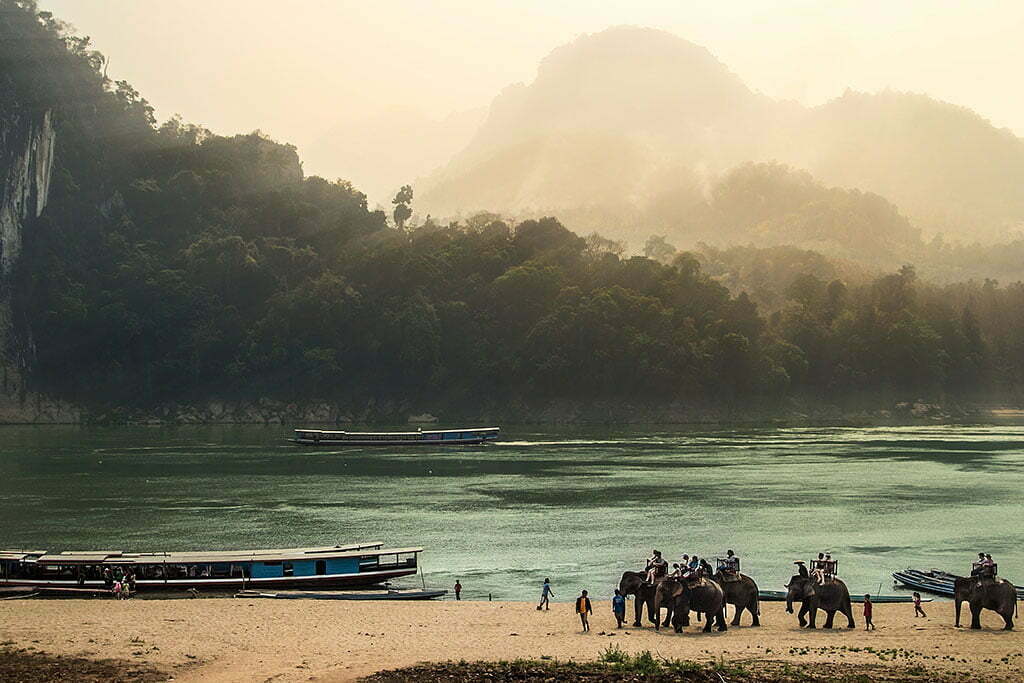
2;0;1024;420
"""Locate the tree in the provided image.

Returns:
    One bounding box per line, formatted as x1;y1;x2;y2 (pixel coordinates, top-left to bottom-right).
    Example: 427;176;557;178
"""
643;235;676;263
392;184;413;230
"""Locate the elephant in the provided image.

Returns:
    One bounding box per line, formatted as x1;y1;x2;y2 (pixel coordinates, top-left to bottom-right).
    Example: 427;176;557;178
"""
713;571;761;626
617;571;659;627
654;577;728;633
954;576;1017;630
785;574;855;629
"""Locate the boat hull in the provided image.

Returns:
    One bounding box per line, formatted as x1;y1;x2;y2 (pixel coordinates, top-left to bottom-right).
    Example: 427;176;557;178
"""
2;567;416;592
292;437;493;446
292;426;500;447
892;568;1024;599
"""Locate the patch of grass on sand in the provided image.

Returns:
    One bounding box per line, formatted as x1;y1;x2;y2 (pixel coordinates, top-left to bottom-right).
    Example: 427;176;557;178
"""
0;647;167;682
362;653;985;682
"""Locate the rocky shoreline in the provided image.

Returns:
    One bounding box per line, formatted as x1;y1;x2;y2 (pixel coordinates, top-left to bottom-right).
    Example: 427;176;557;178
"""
0;389;1016;426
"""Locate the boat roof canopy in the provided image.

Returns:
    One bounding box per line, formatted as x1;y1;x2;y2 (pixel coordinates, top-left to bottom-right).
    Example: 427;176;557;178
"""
34;546;422;566
0;550;47;561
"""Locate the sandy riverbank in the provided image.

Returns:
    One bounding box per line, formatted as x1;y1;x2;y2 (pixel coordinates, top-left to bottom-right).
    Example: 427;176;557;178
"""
1;599;1021;681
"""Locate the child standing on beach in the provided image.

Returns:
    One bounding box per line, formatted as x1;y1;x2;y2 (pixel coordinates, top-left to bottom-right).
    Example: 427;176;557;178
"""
537;578;554;610
575;590;592;632
912;592;926;617
454;580;462;601
863;594;875;630
612;589;626;628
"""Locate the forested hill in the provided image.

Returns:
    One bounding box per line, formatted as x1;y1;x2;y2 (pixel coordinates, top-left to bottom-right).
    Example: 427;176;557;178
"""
419;27;1024;249
2;1;1023;421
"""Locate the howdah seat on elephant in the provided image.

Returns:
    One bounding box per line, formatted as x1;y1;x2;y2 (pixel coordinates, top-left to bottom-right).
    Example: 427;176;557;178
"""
716;558;741;583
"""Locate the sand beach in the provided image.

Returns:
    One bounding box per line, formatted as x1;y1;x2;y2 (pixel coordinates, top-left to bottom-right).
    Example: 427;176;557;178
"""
1;598;1021;681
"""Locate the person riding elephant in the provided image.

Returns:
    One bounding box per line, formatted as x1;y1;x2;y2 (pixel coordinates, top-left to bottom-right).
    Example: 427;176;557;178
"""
712;568;761;626
785;572;855;629
617;571;659;627
654;576;728;633
954;575;1017;630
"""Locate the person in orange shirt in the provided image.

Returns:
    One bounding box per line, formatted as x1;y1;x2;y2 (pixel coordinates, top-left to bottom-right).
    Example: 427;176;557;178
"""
863;594;875;631
575;590;593;632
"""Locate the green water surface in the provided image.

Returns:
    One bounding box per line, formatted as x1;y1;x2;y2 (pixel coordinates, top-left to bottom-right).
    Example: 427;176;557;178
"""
0;424;1020;601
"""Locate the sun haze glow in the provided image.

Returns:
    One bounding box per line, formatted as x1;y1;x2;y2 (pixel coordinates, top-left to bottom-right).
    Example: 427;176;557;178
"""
42;0;1024;199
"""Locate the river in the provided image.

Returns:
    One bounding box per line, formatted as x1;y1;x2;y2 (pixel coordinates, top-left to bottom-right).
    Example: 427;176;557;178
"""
1;424;1020;600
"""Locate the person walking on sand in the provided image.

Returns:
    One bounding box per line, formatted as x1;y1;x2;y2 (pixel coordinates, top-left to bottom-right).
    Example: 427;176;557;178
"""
454;580;462;601
612;588;626;628
575;590;593;632
537;578;554;610
863;594;875;630
913;592;926;618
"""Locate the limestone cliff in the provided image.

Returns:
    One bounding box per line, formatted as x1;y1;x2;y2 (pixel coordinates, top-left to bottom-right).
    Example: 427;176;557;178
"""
1;105;61;422
1;107;55;275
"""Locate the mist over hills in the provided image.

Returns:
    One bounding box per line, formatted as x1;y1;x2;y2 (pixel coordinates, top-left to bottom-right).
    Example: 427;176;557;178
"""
418;26;1024;252
300;105;485;208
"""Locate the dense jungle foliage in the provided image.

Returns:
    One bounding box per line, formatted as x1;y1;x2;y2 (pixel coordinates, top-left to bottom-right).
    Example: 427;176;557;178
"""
3;0;1023;412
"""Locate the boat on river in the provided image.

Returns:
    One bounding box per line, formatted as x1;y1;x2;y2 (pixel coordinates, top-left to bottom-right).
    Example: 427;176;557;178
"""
757;590;927;603
235;588;447;600
0;542;422;591
292;426;500;446
892;568;1024;598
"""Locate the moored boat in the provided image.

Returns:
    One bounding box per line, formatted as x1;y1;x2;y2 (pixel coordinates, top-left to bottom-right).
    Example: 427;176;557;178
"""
892;568;1024;598
758;589;928;603
0;542;422;592
234;588;448;600
292;426;500;446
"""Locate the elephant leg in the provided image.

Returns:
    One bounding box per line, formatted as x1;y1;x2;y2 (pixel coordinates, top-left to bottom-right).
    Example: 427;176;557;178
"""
970;604;983;630
750;604;761;627
730;602;741;626
717;609;728;631
703;611;713;632
824;609;836;629
797;604;808;627
845;605;855;628
806;606;817;629
662;603;672;628
1003;611;1014;631
633;598;643;627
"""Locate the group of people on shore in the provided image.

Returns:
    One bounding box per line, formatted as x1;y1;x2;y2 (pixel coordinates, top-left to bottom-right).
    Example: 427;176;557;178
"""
971;553;998;577
794;552;838;584
643;549;739;583
102;566;135;599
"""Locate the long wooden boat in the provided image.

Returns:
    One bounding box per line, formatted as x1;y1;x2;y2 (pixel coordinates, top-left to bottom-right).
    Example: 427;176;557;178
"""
892;568;1023;598
292;426;500;446
758;590;928;603
235;588;447;600
0;542;422;591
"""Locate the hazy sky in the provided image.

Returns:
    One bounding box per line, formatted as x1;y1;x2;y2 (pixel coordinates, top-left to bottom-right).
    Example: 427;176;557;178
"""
44;0;1024;178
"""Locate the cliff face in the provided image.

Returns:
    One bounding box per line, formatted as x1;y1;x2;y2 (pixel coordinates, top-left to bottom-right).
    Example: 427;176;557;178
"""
1;105;60;422
1;108;55;275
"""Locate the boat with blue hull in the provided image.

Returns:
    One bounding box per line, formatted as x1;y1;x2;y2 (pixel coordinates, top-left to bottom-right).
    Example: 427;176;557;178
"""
292;426;500;446
892;568;1024;598
0;542;422;592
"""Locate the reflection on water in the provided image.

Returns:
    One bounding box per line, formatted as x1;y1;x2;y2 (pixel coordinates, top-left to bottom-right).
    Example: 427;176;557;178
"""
0;424;1021;600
